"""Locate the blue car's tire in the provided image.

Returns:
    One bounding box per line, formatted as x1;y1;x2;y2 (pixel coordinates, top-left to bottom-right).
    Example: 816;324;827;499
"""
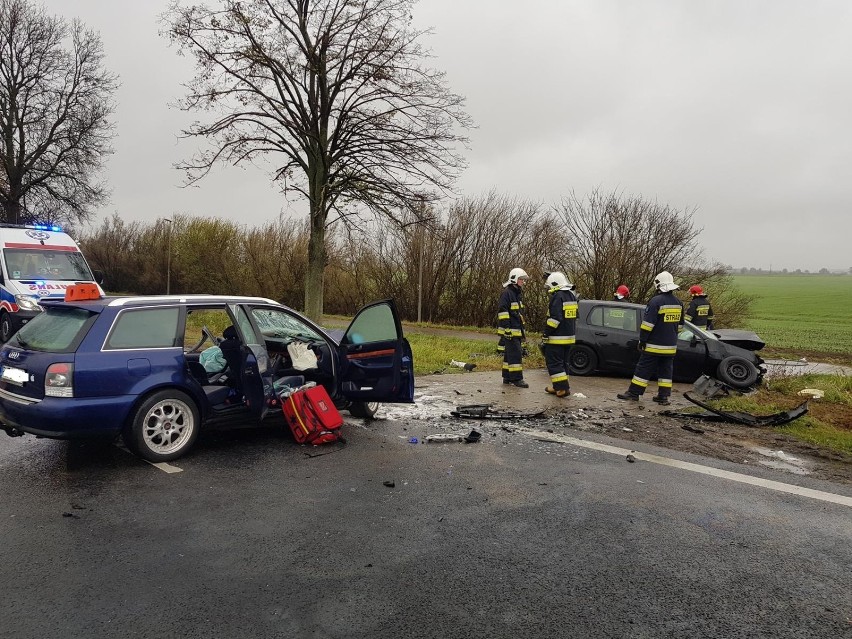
124;390;200;462
349;401;380;419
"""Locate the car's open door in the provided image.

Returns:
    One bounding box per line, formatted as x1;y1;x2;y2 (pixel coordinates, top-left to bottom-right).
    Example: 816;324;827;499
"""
337;300;414;404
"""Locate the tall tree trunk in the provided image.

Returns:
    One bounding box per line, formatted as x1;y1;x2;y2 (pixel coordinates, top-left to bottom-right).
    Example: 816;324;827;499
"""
304;204;326;321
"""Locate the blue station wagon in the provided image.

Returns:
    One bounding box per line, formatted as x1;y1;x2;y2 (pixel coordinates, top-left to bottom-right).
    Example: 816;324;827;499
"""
0;290;414;461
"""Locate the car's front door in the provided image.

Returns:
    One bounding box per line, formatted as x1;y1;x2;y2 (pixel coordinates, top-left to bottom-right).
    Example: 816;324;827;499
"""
338;300;414;403
673;323;709;382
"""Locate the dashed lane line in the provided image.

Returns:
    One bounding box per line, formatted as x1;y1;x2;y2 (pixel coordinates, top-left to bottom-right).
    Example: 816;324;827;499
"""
526;429;852;508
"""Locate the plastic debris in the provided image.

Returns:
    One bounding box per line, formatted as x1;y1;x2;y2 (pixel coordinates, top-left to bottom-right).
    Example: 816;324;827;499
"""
450;359;477;371
450;404;547;419
797;388;824;399
572;393;587;398
425;433;464;443
408;437;419;444
626;454;636;463
463;430;482;444
383;480;395;488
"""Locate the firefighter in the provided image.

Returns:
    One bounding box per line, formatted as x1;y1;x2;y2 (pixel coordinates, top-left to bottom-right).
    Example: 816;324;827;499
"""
614;284;630;301
542;272;577;398
685;285;715;331
617;271;684;406
497;267;529;387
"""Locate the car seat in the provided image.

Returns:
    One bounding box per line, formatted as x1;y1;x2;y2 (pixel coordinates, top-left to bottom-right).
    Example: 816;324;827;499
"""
218;326;243;386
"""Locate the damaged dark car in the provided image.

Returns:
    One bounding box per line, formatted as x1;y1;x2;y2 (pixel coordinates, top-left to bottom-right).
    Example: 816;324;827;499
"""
568;300;766;389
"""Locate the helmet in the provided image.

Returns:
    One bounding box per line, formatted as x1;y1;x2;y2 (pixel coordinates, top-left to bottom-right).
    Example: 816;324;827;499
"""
653;271;679;292
615;285;630;299
546;271;571;290
689;285;704;296
503;267;529;287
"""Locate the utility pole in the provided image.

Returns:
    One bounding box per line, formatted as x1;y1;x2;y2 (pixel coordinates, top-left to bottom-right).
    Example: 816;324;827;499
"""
164;218;173;294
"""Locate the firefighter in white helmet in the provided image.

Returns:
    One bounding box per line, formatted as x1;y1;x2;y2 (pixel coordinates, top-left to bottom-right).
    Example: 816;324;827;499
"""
542;271;578;398
617;271;684;405
497;267;529;387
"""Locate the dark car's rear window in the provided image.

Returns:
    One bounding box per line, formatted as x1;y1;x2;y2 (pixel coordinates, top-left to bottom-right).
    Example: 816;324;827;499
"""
13;307;97;353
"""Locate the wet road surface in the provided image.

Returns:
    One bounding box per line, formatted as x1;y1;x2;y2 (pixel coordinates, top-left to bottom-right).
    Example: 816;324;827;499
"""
2;389;851;638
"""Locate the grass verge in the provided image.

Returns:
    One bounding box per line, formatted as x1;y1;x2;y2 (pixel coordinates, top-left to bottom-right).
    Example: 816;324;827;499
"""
406;333;545;376
707;373;852;455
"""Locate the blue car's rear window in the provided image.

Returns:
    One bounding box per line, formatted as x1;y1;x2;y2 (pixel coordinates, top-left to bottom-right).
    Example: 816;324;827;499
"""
13;307;97;353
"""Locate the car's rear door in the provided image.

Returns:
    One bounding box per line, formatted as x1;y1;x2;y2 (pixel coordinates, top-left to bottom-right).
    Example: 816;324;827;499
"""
229;304;274;420
589;304;642;373
337;300;414;403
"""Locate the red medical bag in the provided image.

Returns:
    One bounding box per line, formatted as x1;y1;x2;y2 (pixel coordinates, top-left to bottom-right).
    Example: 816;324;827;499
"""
281;384;344;445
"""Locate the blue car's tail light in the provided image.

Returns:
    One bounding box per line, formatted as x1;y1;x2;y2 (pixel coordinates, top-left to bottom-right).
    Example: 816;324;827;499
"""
45;363;74;398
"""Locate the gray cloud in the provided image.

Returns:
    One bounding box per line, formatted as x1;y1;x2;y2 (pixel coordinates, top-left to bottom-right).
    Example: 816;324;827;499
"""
42;0;852;271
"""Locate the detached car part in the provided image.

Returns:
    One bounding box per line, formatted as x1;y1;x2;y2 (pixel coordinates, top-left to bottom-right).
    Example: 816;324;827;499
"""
664;375;809;427
450;404;547;420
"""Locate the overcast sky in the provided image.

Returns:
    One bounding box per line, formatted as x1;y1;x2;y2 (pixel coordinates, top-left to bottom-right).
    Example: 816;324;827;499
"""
40;0;852;271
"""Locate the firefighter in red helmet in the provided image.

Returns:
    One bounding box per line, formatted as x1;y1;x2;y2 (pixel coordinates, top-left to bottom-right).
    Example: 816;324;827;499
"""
685;285;715;331
614;285;630;301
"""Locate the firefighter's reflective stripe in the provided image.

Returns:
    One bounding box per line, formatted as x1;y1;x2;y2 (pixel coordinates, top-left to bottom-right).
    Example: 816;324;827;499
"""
550;372;569;383
503;362;523;372
658;378;673;388
631;376;649;388
546;318;560;328
641;321;654;331
497;311;510;320
547;335;575;345
658;305;682;323
510;302;520;310
507;329;523;337
645;343;677;355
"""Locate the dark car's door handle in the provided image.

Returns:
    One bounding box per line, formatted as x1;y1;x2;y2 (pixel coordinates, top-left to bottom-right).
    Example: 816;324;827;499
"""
594;332;608;336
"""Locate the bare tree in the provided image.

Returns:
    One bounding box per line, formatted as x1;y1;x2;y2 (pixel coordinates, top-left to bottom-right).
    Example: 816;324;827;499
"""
0;0;117;225
164;0;471;320
553;188;703;302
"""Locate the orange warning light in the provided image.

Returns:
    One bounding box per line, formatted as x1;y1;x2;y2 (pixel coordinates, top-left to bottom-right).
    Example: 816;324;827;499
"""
64;284;102;302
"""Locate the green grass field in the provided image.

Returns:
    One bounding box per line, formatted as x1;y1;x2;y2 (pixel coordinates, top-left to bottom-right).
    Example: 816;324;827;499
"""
733;274;852;362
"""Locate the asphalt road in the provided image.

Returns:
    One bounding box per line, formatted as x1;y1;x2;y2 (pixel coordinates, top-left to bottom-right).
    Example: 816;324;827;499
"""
1;407;850;639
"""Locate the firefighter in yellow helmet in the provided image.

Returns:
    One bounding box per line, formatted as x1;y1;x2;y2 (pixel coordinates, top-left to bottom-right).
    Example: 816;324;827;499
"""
497;267;529;387
617;271;684;405
542;272;578;398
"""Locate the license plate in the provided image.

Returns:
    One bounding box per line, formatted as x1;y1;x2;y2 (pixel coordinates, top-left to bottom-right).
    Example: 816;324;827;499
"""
1;365;29;385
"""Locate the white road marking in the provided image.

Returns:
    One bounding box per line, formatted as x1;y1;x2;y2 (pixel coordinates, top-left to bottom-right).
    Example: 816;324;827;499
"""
148;461;183;474
526;429;852;508
114;442;183;473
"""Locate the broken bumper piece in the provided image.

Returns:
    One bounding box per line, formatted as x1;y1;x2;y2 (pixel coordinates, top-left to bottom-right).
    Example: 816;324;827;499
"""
450;404;547;420
665;375;809;427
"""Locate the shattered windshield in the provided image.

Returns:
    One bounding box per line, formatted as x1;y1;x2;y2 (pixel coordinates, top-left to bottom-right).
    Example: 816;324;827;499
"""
4;249;94;281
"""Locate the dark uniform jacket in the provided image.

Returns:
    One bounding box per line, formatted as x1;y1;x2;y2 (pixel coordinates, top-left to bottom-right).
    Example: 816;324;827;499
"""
685;295;714;330
497;284;525;339
543;287;578;345
640;291;684;355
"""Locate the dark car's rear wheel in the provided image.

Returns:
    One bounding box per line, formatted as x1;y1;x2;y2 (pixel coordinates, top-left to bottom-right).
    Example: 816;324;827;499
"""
568;345;598;376
123;390;200;462
716;356;759;389
349;401;380;419
1;311;14;343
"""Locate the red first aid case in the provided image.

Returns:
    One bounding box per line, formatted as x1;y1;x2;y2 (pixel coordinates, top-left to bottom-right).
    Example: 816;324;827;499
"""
281;384;344;445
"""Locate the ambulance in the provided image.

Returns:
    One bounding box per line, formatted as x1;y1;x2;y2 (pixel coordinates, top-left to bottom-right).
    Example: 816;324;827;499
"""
0;223;103;342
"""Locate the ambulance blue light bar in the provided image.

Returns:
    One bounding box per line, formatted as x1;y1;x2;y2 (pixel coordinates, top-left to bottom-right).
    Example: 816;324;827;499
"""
0;222;63;232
